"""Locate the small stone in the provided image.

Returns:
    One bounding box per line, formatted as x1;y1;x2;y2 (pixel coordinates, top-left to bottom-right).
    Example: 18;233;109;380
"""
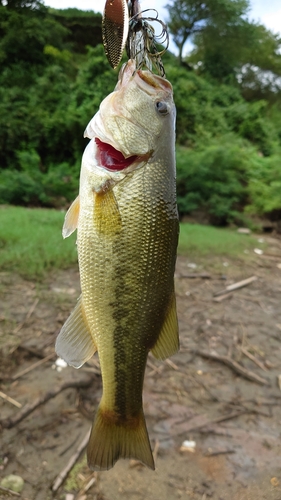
129;459;144;469
270;477;279;487
1;474;24;493
237;228;251;234
180;440;196;453
65;494;75;500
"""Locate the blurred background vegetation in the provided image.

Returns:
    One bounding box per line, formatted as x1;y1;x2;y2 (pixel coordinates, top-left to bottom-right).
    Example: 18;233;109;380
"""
1;0;281;228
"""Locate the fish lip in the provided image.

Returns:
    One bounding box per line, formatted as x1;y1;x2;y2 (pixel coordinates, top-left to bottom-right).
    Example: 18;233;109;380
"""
135;70;172;95
118;59;172;96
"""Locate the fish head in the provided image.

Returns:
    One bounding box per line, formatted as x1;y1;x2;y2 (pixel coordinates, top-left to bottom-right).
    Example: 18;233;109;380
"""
85;60;175;173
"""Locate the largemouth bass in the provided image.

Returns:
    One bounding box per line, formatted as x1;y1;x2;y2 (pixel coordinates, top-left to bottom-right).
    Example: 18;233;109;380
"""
56;59;179;471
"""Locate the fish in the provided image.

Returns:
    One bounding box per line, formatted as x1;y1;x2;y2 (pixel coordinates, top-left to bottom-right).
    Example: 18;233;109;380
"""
55;59;179;471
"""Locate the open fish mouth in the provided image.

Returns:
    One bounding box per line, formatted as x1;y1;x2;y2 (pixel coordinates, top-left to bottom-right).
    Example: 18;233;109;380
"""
95;138;152;172
95;138;138;171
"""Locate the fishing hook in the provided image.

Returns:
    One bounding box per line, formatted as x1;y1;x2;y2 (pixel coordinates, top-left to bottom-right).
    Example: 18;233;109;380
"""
102;0;169;77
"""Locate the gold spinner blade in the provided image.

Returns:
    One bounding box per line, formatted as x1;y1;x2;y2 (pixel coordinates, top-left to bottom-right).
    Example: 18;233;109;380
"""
102;0;129;69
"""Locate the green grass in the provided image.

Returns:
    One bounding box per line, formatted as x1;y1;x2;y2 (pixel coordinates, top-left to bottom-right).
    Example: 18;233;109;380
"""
0;206;77;278
178;223;262;258
0;206;264;279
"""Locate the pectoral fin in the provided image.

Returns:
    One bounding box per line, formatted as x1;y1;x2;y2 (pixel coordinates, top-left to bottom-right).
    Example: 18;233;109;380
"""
55;296;97;368
151;292;179;360
62;195;80;238
94;185;122;236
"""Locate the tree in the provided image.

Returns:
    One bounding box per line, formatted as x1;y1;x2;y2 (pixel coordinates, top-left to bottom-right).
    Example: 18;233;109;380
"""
50;9;102;54
0;0;45;10
191;18;281;93
238;24;281;101
165;0;249;64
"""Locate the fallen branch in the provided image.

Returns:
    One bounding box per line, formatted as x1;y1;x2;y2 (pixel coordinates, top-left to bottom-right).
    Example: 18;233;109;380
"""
0;376;95;430
193;349;269;386
52;430;91;493
214;276;257;298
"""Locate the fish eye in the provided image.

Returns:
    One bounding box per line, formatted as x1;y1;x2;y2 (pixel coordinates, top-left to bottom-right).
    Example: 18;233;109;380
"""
156;101;168;115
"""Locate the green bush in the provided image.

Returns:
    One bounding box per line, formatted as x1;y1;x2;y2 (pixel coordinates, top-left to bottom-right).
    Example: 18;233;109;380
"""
226;100;277;156
246;152;281;217
0;149;79;206
176;137;253;225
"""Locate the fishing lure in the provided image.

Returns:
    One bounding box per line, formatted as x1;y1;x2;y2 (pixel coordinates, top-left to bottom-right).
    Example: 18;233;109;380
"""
102;0;169;76
102;0;129;69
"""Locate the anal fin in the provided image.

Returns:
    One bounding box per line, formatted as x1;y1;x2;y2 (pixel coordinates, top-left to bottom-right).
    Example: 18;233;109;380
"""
151;292;179;360
55;296;97;368
63;195;80;238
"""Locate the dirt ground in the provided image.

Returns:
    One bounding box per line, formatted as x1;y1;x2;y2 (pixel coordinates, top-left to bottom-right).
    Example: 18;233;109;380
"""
1;234;281;500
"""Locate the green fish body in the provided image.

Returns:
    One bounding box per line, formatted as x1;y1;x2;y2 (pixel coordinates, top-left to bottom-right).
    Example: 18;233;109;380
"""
56;60;179;471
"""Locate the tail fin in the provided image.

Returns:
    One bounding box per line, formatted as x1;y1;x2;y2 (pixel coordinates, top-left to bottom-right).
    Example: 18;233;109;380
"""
87;405;155;471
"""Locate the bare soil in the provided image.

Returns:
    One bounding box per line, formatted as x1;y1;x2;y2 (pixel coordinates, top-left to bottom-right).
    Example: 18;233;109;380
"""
1;235;281;500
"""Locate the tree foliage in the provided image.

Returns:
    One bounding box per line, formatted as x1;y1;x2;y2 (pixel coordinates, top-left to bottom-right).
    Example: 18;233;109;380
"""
166;0;249;64
0;1;281;226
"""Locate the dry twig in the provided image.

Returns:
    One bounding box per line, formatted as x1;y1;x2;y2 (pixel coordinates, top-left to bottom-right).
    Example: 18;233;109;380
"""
153;439;160;465
52;430;91;492
76;473;96;497
0;390;22;408
0;485;21;497
12;298;39;334
193;349;269;386
189;375;220;402
204;448;236;457
175;409;248;437
147;358;162;376
214;276;257;298
213;293;233;303
11;352;56;381
165;359;179;370
0;376;95;430
175;273;211;279
240;346;268;372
